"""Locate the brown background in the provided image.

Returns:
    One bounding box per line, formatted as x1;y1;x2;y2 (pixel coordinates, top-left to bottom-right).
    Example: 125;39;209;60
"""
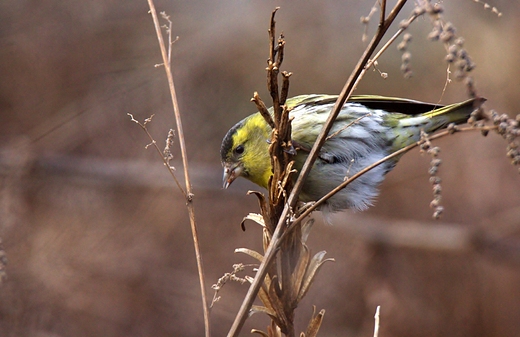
1;1;519;336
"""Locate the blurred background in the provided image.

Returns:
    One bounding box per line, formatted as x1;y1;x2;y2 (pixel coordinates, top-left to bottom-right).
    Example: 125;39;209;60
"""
1;0;519;336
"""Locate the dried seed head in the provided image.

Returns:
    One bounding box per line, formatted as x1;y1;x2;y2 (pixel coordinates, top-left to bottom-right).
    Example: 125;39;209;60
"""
431;158;442;167
499;114;509;123
413;6;426;16
420;142;430;152
448;44;458;56
440;30;454;43
433;206;444;219
465;60;476;72
432;183;442;195
428;146;441;156
498;122;508;135
431;3;444;14
457;48;468;60
447;123;458;134
428;29;441;41
465;76;475;90
401;51;412;63
456;59;467;70
444;22;456;33
429;176;442;184
399;19;410;29
454;69;466;81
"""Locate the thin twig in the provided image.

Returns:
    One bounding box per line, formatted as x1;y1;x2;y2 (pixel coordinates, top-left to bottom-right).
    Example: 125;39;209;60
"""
160;12;173;67
373;306;381;337
326;113;372;141
437;64;452;105
379;0;386;27
226;2;408;336
147;2;211;337
251;92;275;129
365;12;421;72
127;113;185;195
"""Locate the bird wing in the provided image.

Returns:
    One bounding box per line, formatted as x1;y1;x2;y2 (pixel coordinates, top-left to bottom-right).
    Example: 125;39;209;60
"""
288;95;393;164
286;94;444;115
347;95;444;115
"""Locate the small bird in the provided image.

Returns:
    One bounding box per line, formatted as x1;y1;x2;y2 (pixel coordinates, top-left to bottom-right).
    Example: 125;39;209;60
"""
221;94;483;214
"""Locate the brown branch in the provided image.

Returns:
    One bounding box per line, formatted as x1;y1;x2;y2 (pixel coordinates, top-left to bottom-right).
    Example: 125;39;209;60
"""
267;7;283;126
379;0;386;27
280;71;292;105
147;2;211;337
251;92;275;129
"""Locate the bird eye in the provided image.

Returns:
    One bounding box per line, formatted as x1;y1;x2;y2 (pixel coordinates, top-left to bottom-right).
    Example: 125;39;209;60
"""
234;145;244;155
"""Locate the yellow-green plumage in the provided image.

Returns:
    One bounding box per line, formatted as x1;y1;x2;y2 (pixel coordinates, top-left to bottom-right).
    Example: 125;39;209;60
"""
229;113;272;188
221;94;484;214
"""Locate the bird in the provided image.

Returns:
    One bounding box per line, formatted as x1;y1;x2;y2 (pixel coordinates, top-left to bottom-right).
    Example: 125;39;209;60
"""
221;94;484;214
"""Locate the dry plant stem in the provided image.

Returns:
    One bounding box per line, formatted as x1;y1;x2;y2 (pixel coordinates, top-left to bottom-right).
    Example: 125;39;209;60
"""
263;8;303;336
164;14;173;67
373;306;381;337
363;12;420;75
252;92;275;129
438;64;452;105
147;1;211;337
268;7;284;122
227;1;407;336
127;114;185;195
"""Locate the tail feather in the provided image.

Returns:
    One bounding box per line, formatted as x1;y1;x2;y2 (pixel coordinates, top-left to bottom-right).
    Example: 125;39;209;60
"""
421;97;486;127
391;97;486;150
399;97;485;132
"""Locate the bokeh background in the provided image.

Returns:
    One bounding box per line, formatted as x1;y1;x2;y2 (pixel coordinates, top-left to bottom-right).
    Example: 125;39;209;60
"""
1;0;519;336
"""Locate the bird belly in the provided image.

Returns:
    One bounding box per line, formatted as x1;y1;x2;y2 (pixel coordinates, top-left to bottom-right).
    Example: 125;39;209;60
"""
295;149;393;214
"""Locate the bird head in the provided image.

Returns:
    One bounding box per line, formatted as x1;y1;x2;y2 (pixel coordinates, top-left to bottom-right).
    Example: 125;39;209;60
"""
220;113;272;189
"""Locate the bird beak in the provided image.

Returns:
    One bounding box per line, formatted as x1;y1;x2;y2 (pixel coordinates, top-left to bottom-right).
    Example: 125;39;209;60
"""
222;164;242;189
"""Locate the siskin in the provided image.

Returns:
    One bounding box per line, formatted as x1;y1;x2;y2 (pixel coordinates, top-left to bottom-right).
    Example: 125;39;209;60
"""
221;94;484;214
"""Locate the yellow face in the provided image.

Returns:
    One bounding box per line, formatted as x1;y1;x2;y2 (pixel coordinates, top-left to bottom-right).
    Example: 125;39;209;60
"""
221;113;272;189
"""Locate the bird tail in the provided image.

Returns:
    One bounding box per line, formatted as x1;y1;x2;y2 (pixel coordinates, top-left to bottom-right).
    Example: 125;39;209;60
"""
397;97;486;133
419;97;486;132
391;97;486;151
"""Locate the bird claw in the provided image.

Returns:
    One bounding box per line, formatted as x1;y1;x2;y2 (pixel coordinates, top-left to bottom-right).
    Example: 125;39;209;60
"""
283;143;297;155
296;201;316;216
